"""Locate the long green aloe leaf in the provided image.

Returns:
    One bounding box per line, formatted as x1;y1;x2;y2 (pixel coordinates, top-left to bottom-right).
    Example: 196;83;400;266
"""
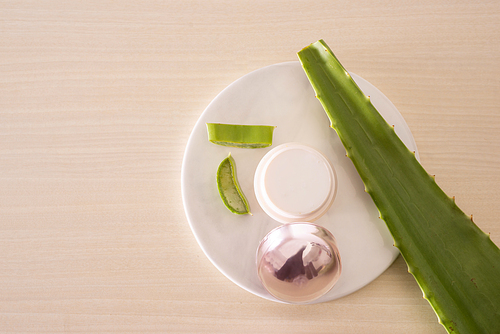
298;40;500;334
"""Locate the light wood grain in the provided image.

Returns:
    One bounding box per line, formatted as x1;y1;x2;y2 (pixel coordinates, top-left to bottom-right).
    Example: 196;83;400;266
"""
1;0;499;332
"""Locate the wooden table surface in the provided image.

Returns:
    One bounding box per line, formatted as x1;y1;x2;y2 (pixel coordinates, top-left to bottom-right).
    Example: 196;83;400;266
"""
1;1;499;333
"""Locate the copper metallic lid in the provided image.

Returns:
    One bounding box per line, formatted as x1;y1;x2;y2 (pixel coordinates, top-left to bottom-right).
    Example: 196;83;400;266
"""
256;222;342;304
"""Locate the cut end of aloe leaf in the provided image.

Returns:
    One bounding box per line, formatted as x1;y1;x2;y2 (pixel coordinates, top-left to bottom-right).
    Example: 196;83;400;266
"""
216;153;251;215
207;123;275;148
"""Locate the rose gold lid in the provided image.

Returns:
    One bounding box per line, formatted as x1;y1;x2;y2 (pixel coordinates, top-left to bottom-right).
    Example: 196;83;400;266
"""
256;222;342;304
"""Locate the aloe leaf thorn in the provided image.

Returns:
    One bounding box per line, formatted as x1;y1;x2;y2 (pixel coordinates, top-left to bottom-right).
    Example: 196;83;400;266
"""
298;40;500;334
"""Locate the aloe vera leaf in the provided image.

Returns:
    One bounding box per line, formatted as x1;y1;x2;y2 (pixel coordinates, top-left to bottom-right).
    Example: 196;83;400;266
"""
298;40;500;334
206;123;275;148
217;153;251;215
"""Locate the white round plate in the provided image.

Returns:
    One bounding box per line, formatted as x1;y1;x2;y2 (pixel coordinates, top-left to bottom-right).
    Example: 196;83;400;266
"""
181;61;419;304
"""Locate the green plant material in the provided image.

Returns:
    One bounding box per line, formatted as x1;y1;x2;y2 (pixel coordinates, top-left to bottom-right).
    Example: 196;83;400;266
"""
298;40;500;334
217;153;251;215
207;123;275;148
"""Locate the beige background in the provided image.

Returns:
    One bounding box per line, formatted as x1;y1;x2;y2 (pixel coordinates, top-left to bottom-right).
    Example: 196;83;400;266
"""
1;1;499;333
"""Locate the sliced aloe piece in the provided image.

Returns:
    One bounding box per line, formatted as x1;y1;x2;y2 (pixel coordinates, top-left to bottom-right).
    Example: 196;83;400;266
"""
298;40;500;334
217;153;251;215
207;123;275;148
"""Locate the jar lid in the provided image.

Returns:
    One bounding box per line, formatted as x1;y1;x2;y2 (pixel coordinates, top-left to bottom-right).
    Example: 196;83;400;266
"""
254;143;337;224
256;222;342;303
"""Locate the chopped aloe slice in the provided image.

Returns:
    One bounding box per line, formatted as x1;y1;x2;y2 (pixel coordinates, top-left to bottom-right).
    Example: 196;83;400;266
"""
207;123;275;148
217;153;251;215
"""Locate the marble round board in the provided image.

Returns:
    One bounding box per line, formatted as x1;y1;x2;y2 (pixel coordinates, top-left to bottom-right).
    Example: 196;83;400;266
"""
181;61;419;304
